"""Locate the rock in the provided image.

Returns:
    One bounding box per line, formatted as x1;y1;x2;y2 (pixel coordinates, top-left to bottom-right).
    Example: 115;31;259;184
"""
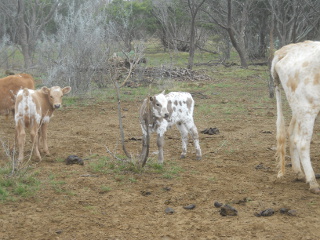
214;201;223;208
65;155;84;165
141;190;151;196
279;208;290;214
255;208;274;217
201;128;220;135
165;207;175;214
287;210;297;216
220;204;238;216
183;204;196;210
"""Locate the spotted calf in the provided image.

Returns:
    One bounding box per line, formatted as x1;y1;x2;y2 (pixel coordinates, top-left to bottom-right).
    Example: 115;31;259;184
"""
140;91;202;163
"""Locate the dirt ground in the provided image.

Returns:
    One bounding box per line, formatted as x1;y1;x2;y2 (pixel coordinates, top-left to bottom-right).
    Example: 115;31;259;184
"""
1;76;320;240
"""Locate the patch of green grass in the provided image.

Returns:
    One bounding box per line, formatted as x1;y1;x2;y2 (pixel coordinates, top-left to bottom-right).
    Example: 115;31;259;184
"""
100;185;111;193
0;165;41;202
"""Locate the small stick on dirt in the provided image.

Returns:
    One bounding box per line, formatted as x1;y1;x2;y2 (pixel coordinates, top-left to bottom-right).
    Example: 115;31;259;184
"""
140;95;150;167
105;145;126;161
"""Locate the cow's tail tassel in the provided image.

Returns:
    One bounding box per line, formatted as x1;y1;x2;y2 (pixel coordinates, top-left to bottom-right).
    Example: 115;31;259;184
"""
275;85;286;178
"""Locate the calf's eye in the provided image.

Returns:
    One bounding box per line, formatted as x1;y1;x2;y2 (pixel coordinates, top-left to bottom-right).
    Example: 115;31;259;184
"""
156;103;160;107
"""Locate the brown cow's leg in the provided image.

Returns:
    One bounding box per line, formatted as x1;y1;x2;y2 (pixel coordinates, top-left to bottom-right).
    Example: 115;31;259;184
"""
41;123;50;156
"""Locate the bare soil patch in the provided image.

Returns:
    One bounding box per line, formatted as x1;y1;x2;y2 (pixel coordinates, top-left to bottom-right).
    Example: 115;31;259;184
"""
1;77;320;240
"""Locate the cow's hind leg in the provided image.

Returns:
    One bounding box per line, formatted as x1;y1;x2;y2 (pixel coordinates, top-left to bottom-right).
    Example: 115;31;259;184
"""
176;123;189;158
186;122;202;160
16;122;26;165
296;113;320;193
288;116;305;181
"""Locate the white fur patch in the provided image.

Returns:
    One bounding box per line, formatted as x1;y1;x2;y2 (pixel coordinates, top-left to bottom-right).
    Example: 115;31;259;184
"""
15;89;40;125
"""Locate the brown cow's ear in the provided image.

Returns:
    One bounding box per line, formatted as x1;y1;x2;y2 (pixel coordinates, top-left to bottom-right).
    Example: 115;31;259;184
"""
41;86;50;95
62;86;71;95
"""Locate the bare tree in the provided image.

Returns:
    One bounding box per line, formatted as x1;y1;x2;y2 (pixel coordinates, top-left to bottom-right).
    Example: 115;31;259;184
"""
204;0;254;68
152;0;191;51
0;0;60;69
37;1;112;93
266;0;320;48
187;0;207;70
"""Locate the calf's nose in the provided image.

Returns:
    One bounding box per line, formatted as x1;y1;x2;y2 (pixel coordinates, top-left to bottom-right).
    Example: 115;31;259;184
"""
54;104;61;109
164;113;169;119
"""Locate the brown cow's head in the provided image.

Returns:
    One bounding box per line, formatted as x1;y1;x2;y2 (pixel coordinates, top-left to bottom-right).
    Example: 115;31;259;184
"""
150;90;169;119
42;86;71;109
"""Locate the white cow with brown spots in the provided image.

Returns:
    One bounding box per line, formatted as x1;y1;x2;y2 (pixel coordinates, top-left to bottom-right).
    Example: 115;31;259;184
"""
15;86;71;164
272;40;320;193
140;91;202;163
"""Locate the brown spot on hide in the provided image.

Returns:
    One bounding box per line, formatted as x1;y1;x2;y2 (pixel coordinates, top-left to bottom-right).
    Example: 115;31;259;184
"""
307;96;314;104
313;73;320;85
174;100;178;106
179;101;182;106
173;107;176;111
302;61;309;67
304;78;311;85
286;72;299;92
186;98;192;110
167;100;173;116
179;109;182;113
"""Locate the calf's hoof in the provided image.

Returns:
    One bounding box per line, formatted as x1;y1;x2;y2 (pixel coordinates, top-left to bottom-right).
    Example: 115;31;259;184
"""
196;156;202;160
310;187;320;194
180;154;186;159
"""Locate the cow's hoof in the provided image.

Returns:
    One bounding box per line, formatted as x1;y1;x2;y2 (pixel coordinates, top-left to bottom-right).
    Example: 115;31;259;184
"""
310;187;320;194
180;155;186;159
196;156;202;160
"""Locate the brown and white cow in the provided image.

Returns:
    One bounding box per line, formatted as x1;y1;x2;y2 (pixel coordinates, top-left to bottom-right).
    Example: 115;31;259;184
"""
0;73;35;116
140;91;202;164
272;40;320;193
15;86;71;163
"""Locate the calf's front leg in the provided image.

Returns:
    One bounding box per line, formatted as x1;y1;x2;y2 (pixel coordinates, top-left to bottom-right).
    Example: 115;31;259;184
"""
157;133;165;164
40;122;50;156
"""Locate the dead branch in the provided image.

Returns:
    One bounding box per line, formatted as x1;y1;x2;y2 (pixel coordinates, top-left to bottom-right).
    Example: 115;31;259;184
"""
113;81;131;159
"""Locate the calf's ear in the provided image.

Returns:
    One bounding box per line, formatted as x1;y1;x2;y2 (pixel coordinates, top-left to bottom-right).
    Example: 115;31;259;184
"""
149;96;154;101
41;86;50;95
62;86;71;95
161;90;166;95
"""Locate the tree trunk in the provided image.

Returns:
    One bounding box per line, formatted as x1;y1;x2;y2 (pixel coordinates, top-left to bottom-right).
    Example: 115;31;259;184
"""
187;16;196;69
17;0;31;69
226;0;248;68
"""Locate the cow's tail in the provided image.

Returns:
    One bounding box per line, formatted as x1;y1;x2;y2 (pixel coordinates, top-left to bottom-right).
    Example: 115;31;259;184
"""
272;55;286;178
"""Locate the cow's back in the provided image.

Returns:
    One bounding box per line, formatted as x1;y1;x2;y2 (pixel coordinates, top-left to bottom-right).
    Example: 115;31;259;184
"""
273;41;320;107
0;74;35;115
166;92;194;125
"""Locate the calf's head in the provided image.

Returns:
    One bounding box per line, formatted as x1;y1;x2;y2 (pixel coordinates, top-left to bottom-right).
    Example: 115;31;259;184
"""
42;86;71;109
150;90;169;119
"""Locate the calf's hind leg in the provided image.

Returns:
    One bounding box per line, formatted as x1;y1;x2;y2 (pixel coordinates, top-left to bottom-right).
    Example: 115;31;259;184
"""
176;123;189;158
186;122;201;160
